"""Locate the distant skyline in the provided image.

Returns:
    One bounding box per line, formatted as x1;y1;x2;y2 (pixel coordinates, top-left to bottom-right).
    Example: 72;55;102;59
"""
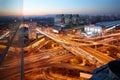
0;0;120;16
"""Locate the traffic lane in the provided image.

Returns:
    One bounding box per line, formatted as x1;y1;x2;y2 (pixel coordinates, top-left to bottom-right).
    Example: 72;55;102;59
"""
0;48;65;68
0;54;73;79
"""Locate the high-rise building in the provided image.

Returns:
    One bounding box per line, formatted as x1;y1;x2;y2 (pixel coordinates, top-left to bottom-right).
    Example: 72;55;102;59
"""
54;14;80;28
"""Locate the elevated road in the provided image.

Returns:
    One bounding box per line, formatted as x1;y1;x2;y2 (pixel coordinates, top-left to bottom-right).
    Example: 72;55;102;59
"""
0;48;67;68
0;51;73;79
48;63;94;73
36;28;114;66
80;46;114;64
91;33;120;41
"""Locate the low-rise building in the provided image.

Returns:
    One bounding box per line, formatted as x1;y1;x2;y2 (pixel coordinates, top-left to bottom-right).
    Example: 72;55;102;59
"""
84;25;102;34
82;25;102;38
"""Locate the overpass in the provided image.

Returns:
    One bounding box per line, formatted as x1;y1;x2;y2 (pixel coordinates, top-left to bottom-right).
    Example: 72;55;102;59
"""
36;28;114;66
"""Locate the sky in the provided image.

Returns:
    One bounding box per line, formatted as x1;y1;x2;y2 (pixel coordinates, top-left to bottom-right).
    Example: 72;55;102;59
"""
0;0;23;16
0;0;120;16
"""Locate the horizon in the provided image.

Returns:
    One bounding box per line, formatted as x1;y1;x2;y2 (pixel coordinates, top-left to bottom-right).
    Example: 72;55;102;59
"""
0;0;120;16
1;13;120;18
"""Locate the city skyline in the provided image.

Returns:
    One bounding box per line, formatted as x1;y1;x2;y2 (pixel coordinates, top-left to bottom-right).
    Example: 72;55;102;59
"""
0;0;120;16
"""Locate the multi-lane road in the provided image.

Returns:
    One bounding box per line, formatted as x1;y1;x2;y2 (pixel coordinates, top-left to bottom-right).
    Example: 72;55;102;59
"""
0;26;118;79
36;28;114;66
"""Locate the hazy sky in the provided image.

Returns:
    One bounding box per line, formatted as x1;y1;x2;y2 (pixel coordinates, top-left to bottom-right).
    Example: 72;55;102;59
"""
0;0;23;16
0;0;120;16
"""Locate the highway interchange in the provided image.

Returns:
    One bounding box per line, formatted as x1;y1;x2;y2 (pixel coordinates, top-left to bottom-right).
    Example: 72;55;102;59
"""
0;24;120;80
